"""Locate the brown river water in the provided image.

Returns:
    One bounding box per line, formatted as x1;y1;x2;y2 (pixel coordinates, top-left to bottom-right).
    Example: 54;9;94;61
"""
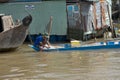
0;44;120;80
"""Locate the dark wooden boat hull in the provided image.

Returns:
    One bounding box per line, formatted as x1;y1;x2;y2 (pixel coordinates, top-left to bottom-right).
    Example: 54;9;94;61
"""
0;25;28;51
0;15;32;51
0;0;9;3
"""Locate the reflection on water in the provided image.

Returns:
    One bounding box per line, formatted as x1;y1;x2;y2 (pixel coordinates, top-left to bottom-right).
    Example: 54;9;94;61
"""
0;44;120;80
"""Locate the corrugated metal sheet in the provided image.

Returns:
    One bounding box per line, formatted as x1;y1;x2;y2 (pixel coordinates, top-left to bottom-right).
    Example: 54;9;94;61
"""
67;0;112;40
67;5;81;28
67;4;83;40
81;3;94;32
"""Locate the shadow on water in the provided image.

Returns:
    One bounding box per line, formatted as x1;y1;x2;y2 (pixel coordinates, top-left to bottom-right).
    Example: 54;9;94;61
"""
0;49;18;54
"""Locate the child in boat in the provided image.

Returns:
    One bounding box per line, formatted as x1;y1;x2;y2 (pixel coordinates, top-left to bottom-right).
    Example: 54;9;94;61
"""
34;33;50;51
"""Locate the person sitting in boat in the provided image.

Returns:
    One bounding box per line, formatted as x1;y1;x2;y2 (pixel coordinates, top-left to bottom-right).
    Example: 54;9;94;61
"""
34;33;50;51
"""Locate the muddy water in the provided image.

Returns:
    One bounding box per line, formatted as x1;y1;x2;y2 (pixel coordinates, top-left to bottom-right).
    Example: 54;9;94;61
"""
0;44;120;80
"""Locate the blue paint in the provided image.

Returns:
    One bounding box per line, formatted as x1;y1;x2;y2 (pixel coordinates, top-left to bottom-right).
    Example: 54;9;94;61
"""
28;45;40;52
29;43;120;52
64;44;71;48
100;42;104;45
106;41;114;45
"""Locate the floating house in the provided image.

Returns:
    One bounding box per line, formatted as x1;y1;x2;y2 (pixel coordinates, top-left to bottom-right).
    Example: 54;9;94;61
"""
66;0;112;40
0;0;112;42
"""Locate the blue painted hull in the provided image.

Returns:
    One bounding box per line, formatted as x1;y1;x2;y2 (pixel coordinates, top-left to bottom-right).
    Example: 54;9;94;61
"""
28;44;120;52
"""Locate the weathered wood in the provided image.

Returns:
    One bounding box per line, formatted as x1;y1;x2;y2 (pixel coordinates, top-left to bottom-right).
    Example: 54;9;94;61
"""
46;16;53;37
0;15;32;51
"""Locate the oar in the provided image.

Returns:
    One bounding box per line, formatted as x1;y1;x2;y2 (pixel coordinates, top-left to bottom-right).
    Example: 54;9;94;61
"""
43;16;53;48
44;16;53;39
48;16;53;37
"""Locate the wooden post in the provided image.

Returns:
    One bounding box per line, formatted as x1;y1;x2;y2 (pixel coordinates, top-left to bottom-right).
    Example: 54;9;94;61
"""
28;31;33;45
107;4;115;38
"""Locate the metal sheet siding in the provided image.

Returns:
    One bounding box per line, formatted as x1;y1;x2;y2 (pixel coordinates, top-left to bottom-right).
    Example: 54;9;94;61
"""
0;1;67;35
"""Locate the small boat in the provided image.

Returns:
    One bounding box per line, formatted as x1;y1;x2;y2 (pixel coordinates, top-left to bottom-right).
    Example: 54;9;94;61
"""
28;41;120;52
0;14;32;51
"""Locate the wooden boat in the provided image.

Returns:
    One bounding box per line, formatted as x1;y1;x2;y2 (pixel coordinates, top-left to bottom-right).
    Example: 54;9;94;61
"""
0;0;9;3
28;41;120;52
0;14;32;51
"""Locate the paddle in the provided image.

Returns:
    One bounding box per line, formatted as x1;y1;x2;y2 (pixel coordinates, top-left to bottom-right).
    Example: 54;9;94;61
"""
44;16;53;48
44;16;53;39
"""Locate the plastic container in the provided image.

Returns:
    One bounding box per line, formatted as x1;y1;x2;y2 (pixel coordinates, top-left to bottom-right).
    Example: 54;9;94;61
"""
71;40;80;47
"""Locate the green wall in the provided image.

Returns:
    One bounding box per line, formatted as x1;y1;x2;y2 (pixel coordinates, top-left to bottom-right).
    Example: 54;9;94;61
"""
0;1;67;35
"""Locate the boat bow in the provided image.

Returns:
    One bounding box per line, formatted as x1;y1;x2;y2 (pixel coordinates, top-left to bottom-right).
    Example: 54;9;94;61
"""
22;15;32;26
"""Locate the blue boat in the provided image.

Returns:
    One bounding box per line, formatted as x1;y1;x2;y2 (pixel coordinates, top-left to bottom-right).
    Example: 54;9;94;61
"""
28;41;120;52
